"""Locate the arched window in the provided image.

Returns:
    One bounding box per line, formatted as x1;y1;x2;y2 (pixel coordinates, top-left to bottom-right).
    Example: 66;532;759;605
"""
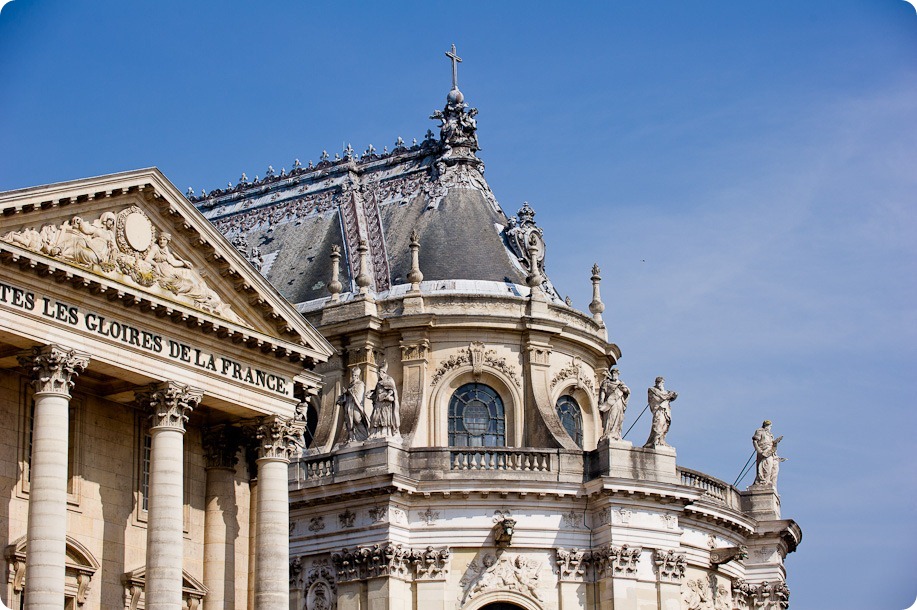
448;383;505;447
555;395;583;448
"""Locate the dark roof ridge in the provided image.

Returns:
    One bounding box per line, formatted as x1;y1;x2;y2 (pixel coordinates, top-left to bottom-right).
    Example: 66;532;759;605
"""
189;134;443;206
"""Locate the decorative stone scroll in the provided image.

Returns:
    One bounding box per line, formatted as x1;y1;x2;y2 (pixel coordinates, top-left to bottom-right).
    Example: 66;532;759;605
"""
504;202;548;290
19;344;90;396
594;544;642;579
330;543;413;582
653;549;686;582
731;579;790;610
554;548;589;581
710;544;748;567
2;206;246;325
430;343;521;388
136;381;202;432
413;546;451;580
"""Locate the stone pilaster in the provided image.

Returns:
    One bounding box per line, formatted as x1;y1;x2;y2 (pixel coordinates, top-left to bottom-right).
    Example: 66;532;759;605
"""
594;544;643;610
555;548;589;610
654;549;686;609
202;425;241;610
137;381;202;610
399;336;429;443
19;345;89;610
253;416;299;609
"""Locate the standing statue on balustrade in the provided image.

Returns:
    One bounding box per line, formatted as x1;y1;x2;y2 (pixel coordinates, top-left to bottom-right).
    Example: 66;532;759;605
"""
644;376;678;449
598;368;630;441
336;367;369;444
368;359;402;442
752;420;786;487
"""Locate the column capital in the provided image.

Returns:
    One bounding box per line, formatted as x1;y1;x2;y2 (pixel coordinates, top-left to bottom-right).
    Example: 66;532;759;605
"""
136;381;202;432
18;344;90;397
254;415;304;462
202;424;241;469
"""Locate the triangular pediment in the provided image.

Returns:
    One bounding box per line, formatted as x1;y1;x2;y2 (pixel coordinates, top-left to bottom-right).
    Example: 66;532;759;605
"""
0;168;332;364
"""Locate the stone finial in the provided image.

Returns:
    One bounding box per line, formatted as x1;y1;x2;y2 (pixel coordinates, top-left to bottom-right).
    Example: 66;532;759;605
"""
239;172;248;185
265;165;275;177
344;143;354;159
395;136;405;148
186;187;194;198
588;263;605;324
328;245;343;302
320;150;329;162
407;228;423;291
294;158;302;168
355;240;372;295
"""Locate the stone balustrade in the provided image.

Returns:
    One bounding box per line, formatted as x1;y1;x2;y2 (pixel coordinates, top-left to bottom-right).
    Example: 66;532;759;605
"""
449;448;552;472
677;467;741;509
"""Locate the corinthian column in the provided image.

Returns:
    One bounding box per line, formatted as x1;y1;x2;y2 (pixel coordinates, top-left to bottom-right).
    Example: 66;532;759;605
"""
253;416;303;610
137;381;202;610
202;425;241;610
18;345;89;610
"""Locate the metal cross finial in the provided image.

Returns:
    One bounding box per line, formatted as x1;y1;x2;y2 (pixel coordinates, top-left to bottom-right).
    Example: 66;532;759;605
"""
445;43;462;90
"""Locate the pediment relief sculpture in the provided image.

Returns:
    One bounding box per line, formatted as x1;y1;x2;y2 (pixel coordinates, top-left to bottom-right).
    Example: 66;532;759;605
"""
2;206;247;326
460;552;544;604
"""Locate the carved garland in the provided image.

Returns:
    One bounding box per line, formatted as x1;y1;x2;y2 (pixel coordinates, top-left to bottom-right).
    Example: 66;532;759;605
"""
430;343;521;388
549;356;596;396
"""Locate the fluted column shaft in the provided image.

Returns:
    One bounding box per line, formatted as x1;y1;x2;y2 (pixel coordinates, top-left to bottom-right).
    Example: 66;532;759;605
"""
138;382;202;610
253;416;301;610
20;345;89;610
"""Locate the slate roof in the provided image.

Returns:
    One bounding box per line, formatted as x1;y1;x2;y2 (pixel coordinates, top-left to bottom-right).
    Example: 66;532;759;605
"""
192;91;558;307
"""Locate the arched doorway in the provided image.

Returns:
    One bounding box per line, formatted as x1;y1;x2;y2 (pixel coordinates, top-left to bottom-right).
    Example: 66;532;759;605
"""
480;604;527;610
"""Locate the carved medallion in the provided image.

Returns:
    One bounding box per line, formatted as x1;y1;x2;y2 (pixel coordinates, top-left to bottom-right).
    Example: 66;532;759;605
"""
120;208;154;253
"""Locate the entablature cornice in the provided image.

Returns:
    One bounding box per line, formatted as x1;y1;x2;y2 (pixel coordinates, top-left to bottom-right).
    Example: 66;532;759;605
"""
0;168;334;363
0;246;322;366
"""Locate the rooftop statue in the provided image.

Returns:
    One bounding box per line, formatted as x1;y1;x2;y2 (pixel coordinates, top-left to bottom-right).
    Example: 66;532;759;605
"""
367;359;401;442
644;376;678;449
752;420;786;487
336;368;368;444
598;368;630;441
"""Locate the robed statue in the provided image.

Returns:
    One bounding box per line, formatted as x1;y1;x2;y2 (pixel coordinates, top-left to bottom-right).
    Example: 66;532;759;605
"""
368;359;401;441
336;367;369;443
644;376;678;448
752;420;786;487
598;368;630;441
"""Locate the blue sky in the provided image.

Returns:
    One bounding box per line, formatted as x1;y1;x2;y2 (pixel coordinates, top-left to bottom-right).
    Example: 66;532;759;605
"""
2;1;916;608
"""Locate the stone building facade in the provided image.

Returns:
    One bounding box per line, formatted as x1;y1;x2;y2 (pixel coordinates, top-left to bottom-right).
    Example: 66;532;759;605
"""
192;51;802;610
0;169;333;609
0;51;802;610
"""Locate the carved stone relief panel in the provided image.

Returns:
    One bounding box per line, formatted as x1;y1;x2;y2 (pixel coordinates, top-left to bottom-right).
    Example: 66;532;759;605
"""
460;552;545;605
2;206;246;325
